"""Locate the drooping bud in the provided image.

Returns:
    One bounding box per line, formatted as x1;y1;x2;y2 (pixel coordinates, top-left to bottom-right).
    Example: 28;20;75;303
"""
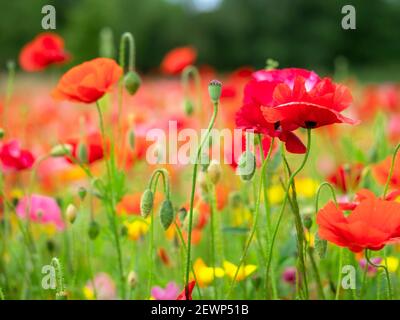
208;80;222;103
88;220;100;240
303;214;313;230
50;144;73;157
78;187;87;201
236;151;256;181
124;71;141;95
140;188;154;218
159;199;174;230
77;142;88;163
183;98;194;116
207;160;221;185
315;232;327;259
66;204;77;224
127;271;138;289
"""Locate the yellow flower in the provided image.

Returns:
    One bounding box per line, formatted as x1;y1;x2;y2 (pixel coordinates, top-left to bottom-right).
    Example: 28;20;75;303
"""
192;258;224;287
304;230;315;247
384;256;399;273
232;207;252;227
125;218;150;241
10;188;24;199
267;185;284;204
223;260;257;281
83;286;95;300
296;178;318;198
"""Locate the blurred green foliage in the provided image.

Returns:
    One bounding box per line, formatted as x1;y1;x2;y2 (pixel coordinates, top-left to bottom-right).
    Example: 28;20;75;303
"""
1;0;400;75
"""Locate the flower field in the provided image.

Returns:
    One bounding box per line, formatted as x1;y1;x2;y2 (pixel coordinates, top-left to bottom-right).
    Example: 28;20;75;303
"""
1;25;400;302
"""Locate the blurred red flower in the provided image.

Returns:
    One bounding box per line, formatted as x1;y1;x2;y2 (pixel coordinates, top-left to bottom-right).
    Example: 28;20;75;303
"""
176;280;196;300
317;191;400;252
66;132;107;164
19;33;70;72
0;140;35;171
161;46;197;75
257;68;356;129
373;155;400;190
328;163;363;194
52;58;122;103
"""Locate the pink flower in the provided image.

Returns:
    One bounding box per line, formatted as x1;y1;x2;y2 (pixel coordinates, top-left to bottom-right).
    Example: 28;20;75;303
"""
359;257;382;276
85;272;117;300
151;282;180;300
16;194;64;230
282;266;297;285
0;140;35;171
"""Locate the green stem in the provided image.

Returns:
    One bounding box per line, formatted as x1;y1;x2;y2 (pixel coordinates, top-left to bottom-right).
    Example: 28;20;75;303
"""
383;143;400;198
51;257;67;299
181;66;202;119
265;129;312;298
185;101;218;299
365;249;393;300
335;248;344;300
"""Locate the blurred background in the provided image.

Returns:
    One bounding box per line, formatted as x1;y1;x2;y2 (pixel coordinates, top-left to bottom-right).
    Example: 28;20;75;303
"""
1;0;400;80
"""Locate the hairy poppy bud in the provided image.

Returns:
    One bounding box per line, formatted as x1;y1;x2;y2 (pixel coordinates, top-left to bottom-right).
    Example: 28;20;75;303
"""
207;160;221;185
66;204;77;224
127;128;135;151
88;220;100;240
208;80;222;103
198;171;209;194
315;232;327;259
237;151;256;181
127;271;138;289
78;187;87;201
303;214;313;230
140;189;154;218
77;142;88;163
184;98;194;116
50;144;72;157
159;199;174;230
124;71;141;95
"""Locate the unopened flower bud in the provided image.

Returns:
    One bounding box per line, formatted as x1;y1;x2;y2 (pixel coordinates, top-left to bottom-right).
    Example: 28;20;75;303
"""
77;142;88;163
140;188;154;218
127;271;138;288
50;144;72;157
178;207;187;222
124;71;141;95
198;171;209;194
315;232;327;259
66;204;77;224
159;199;174;230
303;214;313;230
207;160;221;185
184;98;194;116
208;80;222;103
237;151;256;181
78;187;87;201
88;220;100;240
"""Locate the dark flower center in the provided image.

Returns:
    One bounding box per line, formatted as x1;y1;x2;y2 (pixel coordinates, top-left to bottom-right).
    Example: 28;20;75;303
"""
305;121;317;128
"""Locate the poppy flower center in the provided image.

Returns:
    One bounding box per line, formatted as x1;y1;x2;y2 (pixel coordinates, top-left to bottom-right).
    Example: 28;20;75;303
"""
305;121;317;129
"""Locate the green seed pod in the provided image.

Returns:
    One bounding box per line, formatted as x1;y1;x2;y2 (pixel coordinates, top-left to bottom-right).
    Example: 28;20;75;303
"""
77;142;88;163
124;71;141;95
88;220;100;240
127;128;135;151
208;80;222;103
50;144;72;157
140;189;154;218
237;151;256;181
78;187;87;201
159;199;174;230
303;214;313;230
184;98;194;116
315;232;327;259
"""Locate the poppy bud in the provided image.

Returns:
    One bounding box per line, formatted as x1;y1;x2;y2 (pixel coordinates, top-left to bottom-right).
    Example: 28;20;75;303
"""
78;187;87;201
127;271;138;289
50;144;72;157
91;178;106;199
140;188;154;218
184;98;194;116
315;232;327;259
303;214;313;230
159;199;174;230
198;171;209;194
237;151;256;181
66;204;77;224
88;220;100;240
77;142;88;163
178;207;187;222
208;80;222;103
124;71;141;95
207;160;221;185
0;128;5;139
127;128;135;151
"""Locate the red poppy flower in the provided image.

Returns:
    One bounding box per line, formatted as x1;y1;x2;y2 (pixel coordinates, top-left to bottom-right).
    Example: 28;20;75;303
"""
65;132;107;164
0;140;35;171
373;155;400;189
176;281;196;300
52;58;122;103
161;46;197;75
19;33;69;72
317;192;400;253
328;163;363;194
239;68;356;130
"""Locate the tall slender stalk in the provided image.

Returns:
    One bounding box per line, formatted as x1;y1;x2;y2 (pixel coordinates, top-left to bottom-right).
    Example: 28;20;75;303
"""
383;143;400;198
365;249;393;300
